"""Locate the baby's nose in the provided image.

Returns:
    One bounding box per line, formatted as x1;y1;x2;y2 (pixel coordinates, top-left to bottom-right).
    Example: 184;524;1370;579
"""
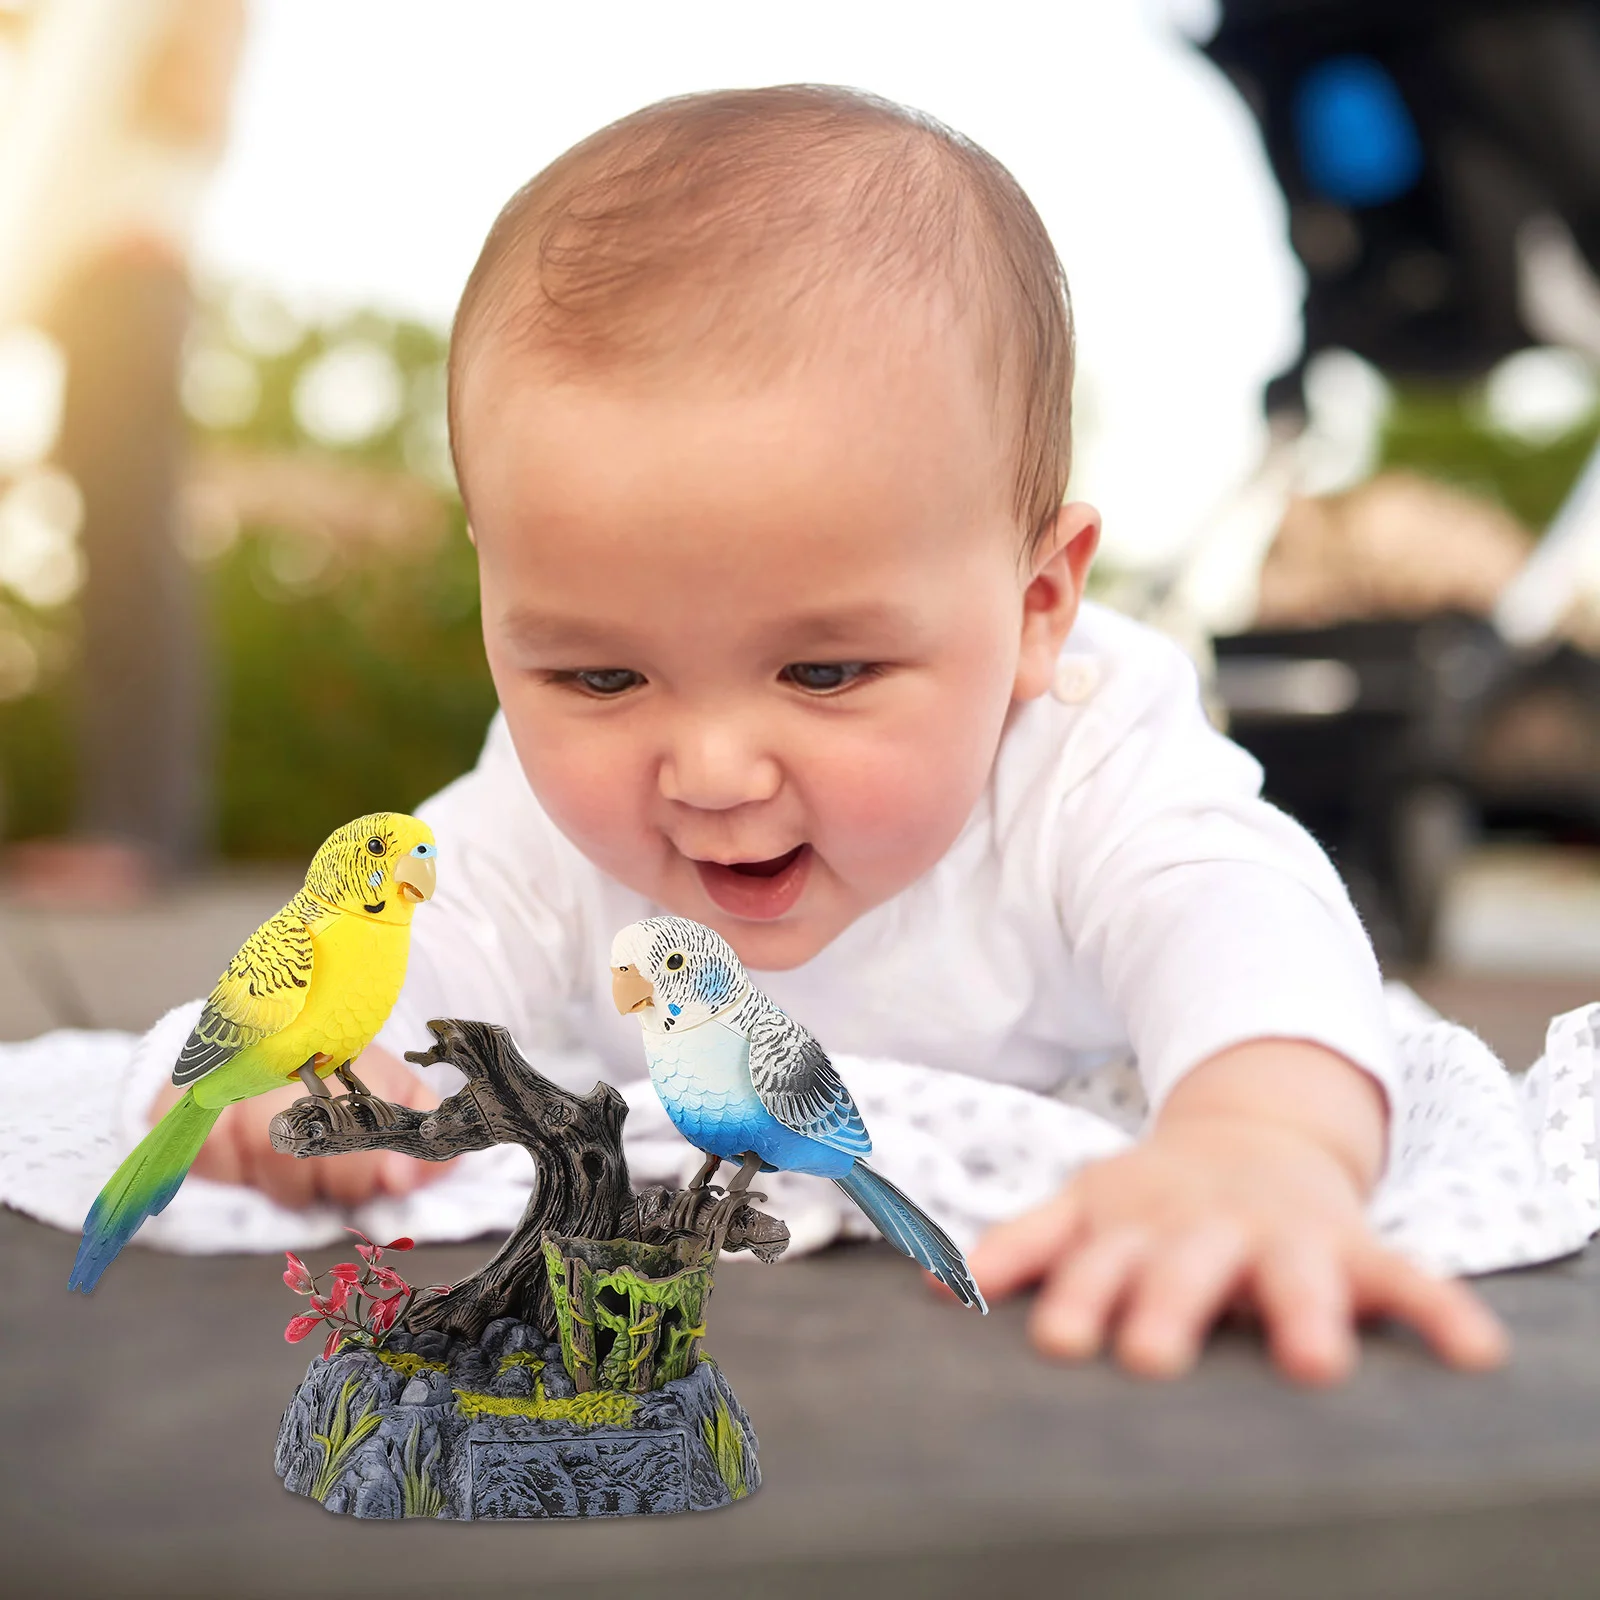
658;719;782;811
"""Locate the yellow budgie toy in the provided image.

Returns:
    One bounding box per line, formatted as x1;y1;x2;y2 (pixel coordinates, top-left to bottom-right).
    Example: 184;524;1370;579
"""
68;812;438;1292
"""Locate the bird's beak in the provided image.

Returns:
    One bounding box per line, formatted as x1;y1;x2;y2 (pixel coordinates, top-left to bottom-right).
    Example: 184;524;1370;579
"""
611;965;654;1015
393;855;437;904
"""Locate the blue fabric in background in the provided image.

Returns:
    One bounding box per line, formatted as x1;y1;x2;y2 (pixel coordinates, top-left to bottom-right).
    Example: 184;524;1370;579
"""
1293;55;1424;208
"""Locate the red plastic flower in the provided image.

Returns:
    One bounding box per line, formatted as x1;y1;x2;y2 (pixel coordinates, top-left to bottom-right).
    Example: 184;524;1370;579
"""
382;1237;415;1251
283;1252;313;1294
368;1265;408;1292
328;1262;360;1283
322;1327;343;1362
284;1314;320;1344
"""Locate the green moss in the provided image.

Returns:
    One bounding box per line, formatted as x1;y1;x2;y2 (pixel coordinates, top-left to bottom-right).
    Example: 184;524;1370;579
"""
453;1382;640;1428
376;1350;447;1378
700;1394;749;1500
496;1350;545;1377
310;1375;383;1502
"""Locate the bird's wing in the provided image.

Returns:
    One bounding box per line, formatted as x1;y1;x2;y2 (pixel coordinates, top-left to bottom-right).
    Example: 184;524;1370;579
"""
171;900;319;1087
744;997;873;1159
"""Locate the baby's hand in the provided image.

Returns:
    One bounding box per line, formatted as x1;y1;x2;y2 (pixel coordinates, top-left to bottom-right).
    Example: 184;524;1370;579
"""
146;1046;448;1210
969;1040;1510;1385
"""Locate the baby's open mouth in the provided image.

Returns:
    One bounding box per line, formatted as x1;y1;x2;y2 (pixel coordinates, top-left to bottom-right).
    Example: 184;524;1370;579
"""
693;844;811;920
724;845;806;878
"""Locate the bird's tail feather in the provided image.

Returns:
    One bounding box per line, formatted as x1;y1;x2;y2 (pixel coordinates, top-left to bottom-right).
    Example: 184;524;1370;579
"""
68;1089;219;1293
834;1160;987;1312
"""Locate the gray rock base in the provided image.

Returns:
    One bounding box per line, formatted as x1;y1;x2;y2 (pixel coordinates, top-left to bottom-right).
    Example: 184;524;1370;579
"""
274;1316;760;1518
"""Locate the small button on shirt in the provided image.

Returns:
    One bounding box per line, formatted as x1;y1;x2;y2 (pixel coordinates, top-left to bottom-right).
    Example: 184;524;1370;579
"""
1051;654;1102;705
379;603;1398;1116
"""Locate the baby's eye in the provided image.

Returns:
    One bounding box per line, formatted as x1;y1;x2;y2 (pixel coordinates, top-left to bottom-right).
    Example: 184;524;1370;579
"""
565;668;645;697
782;662;872;694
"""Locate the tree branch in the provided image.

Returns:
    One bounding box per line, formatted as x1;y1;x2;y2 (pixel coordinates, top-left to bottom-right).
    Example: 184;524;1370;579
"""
266;1017;789;1342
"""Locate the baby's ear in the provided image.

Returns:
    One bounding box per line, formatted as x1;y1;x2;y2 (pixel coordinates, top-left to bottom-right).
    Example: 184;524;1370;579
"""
1013;503;1100;702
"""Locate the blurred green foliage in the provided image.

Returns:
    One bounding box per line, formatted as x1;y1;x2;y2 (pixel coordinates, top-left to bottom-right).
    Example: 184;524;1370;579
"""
1379;386;1600;531
0;291;496;859
209;522;492;858
0;527;496;858
0;676;74;841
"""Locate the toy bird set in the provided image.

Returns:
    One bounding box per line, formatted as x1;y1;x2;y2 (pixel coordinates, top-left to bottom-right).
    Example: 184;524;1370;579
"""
68;812;983;1519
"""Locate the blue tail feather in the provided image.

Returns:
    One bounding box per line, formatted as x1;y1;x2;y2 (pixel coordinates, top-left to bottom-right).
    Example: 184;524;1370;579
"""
68;1091;218;1293
834;1160;987;1312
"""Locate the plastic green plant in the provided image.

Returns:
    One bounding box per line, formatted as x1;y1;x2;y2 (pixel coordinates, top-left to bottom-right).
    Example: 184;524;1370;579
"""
700;1395;749;1500
399;1420;446;1518
543;1235;713;1393
310;1375;383;1502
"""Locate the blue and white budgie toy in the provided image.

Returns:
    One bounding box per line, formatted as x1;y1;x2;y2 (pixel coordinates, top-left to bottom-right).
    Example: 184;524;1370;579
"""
610;915;986;1311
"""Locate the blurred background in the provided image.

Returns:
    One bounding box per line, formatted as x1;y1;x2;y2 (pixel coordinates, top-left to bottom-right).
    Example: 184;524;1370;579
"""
2;0;1599;1042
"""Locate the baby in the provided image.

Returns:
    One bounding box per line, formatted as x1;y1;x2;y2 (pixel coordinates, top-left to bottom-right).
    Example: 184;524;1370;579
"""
154;84;1505;1383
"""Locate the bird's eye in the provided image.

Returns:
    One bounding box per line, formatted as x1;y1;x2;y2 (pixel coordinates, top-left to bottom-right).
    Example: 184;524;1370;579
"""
782;662;872;694
366;836;386;855
411;842;435;858
665;952;684;971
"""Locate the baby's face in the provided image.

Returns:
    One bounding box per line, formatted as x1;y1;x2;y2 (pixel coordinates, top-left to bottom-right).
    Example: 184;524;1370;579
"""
459;316;1096;970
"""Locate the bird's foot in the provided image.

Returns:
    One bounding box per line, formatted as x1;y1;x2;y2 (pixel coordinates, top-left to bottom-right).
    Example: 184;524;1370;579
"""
328;1062;400;1126
316;1095;369;1136
296;1059;333;1099
660;1183;723;1234
701;1187;768;1257
333;1090;399;1128
333;1061;372;1096
292;1092;398;1135
686;1151;724;1191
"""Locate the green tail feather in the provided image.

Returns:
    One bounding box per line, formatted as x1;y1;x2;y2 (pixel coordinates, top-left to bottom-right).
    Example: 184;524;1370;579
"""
68;1089;219;1293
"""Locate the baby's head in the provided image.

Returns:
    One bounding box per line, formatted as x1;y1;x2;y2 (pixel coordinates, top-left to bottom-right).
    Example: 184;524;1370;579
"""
449;85;1098;969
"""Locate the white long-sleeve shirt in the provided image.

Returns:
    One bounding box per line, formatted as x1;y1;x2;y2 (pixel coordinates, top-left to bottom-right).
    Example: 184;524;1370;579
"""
379;601;1398;1113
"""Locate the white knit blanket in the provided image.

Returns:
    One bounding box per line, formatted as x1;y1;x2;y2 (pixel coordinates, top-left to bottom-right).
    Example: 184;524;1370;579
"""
3;987;1597;1277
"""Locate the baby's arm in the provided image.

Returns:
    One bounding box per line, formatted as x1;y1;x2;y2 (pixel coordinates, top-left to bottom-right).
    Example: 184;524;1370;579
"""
971;1039;1508;1382
978;614;1510;1379
145;1045;444;1209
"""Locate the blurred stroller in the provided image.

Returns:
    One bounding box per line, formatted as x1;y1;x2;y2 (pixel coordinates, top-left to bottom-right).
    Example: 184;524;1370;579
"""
1192;0;1600;960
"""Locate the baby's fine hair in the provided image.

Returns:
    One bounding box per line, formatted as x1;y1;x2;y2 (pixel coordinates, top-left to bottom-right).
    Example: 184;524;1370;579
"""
448;84;1074;546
